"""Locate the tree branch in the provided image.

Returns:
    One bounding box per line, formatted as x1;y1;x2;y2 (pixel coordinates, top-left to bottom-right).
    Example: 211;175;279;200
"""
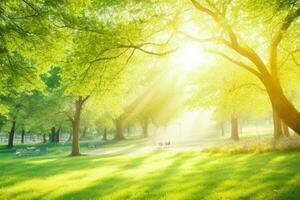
270;8;300;78
191;0;270;76
291;49;300;66
178;31;226;44
208;49;262;79
231;83;266;93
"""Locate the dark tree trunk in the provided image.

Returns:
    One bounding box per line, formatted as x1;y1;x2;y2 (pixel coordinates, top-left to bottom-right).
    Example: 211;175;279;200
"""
50;127;56;143
115;117;125;140
231;115;239;141
43;134;47;143
71;97;84;156
55;127;61;142
220;121;225;136
272;106;283;140
102;128;107;141
282;123;290;137
21;129;25;144
8;121;16;149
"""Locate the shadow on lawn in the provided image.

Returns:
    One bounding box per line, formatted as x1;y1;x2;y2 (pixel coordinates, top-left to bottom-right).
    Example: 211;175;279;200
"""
64;153;300;200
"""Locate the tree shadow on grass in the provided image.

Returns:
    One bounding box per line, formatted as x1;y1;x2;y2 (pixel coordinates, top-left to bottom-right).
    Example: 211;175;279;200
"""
0;153;123;188
2;150;300;200
186;152;300;200
0;151;161;199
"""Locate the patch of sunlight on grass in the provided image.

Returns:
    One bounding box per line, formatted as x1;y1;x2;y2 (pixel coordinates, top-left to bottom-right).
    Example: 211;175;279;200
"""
28;158;58;164
123;152;176;177
2;141;300;200
269;155;287;164
2;165;119;200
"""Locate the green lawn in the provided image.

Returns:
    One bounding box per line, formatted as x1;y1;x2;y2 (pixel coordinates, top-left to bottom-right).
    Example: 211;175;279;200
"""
1;140;300;200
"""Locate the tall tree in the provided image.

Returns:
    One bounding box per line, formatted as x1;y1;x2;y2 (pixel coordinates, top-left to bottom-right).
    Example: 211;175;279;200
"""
188;0;300;134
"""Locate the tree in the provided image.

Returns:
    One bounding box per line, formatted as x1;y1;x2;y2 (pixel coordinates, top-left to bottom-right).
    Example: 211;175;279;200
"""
0;0;67;112
1;91;25;149
188;0;300;135
57;1;180;155
188;65;270;141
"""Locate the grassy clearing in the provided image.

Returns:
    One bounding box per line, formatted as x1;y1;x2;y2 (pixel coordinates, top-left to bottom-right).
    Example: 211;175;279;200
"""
1;139;300;200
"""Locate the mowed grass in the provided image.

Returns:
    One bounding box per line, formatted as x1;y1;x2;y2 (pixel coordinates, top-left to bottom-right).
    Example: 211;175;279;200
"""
1;139;300;200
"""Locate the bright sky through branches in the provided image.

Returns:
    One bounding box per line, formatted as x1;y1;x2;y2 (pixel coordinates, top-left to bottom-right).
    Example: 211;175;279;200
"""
172;42;206;72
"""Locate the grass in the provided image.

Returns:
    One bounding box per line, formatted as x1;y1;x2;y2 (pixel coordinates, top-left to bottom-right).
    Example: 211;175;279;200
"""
204;135;300;153
1;138;300;200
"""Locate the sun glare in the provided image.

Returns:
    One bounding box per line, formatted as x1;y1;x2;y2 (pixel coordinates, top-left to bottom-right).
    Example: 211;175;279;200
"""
172;43;206;72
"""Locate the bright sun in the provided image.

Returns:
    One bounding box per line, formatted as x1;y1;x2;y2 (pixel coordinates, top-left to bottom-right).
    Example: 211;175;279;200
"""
172;42;206;72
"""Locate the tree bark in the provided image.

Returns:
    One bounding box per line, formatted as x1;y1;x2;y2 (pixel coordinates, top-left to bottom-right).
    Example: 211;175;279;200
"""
71;97;84;156
231;115;239;141
115;117;125;140
21;129;25;144
263;76;300;136
272;105;283;140
102;128;107;141
8;120;16;149
282;122;290;137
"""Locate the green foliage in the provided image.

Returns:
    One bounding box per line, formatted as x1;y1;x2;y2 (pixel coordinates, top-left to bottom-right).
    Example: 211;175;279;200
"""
188;64;270;121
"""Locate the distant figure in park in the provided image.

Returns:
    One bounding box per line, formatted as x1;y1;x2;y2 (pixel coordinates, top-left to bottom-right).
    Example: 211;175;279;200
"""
158;140;171;147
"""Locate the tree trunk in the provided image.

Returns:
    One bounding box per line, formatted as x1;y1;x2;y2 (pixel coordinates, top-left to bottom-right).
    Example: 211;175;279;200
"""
50;127;56;143
272;106;283;140
21;129;25;144
231;115;239;141
71;97;84;156
102;128;107;141
282;123;290;137
115;117;125;140
220;121;225;136
262;75;300;136
8;121;16;149
55;126;60;142
191;0;300;136
43;134;47;143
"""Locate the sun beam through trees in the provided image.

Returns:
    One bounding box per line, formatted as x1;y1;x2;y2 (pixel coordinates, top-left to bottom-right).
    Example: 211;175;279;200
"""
1;0;300;199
